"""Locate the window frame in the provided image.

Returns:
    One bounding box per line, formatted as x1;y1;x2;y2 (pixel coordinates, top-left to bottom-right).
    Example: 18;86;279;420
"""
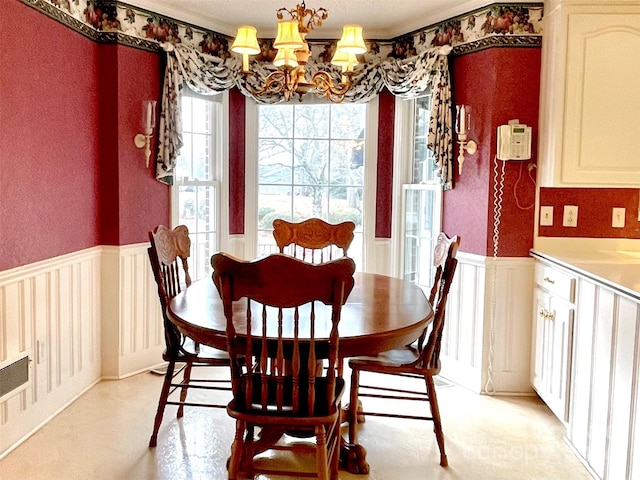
170;90;229;279
244;96;378;270
391;94;443;282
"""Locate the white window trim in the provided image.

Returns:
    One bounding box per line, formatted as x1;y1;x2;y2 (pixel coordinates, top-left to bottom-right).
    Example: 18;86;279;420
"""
169;90;229;257
362;96;378;273
391;96;414;278
390;96;443;280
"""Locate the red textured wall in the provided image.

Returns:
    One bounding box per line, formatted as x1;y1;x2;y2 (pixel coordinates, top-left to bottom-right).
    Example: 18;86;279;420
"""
0;0;100;270
376;88;395;238
539;188;640;238
229;88;246;235
114;45;168;245
0;0;168;271
444;47;541;257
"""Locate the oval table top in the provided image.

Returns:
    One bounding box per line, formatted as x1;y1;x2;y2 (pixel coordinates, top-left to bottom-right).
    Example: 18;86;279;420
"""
167;272;433;358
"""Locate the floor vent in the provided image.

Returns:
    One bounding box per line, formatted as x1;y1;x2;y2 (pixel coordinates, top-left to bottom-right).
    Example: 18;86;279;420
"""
0;355;30;399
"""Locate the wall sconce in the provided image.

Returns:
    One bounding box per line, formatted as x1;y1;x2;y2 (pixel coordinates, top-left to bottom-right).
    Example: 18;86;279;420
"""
455;104;477;174
134;100;157;168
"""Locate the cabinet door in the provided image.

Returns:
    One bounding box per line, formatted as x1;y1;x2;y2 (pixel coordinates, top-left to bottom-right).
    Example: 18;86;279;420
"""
531;288;549;394
545;295;574;423
531;287;574;423
561;11;640;185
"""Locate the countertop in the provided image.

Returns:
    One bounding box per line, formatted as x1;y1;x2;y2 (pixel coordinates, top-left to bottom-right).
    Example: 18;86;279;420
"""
531;248;640;301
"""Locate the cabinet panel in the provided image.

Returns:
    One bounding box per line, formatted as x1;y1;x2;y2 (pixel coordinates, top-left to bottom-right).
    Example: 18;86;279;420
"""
569;279;596;458
561;12;640;184
588;287;615;479
607;296;639;480
538;3;640;187
532;289;550;392
546;295;574;422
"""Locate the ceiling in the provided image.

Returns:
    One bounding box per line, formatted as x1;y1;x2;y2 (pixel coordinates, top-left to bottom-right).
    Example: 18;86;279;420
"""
125;0;501;40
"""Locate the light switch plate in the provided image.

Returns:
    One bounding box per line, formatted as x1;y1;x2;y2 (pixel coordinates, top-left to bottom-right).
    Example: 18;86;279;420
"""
540;206;553;226
563;205;578;227
612;207;625;228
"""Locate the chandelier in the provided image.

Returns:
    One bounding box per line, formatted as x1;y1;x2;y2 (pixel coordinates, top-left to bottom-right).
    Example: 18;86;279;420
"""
231;2;367;103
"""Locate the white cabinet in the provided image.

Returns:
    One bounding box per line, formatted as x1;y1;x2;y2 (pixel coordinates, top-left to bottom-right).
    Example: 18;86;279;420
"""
538;1;640;186
568;276;640;480
530;261;575;422
532;251;640;480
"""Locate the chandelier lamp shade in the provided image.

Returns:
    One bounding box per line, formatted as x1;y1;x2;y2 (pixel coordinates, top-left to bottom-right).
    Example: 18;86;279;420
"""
231;2;367;103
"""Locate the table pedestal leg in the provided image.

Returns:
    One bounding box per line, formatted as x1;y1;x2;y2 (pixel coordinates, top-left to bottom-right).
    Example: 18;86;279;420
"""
339;400;369;474
340;440;369;474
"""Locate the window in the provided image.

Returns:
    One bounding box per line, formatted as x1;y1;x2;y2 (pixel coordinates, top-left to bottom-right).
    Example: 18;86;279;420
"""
255;102;367;269
394;95;442;289
171;93;223;281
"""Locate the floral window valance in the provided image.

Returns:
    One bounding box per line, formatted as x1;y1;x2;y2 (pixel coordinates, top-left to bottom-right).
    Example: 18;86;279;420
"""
157;42;453;189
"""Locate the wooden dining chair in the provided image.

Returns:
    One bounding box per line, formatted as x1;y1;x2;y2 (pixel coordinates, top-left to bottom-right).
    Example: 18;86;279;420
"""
147;225;232;448
211;252;356;480
346;233;460;468
272;218;355;264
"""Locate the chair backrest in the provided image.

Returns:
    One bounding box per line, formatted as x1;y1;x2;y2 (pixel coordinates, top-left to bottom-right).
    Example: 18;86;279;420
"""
148;225;192;354
212;252;356;415
272;218;356;264
420;233;460;373
427;232;460;305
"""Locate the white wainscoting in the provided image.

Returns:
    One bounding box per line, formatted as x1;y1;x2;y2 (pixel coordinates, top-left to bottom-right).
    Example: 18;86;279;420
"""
441;252;535;395
0;244;163;458
0;243;536;458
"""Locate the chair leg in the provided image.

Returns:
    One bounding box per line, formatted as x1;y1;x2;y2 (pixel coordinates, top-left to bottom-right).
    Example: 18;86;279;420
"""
348;368;360;444
425;375;448;467
329;416;340;480
227;420;245;480
315;425;329;480
177;361;193;419
149;360;176;447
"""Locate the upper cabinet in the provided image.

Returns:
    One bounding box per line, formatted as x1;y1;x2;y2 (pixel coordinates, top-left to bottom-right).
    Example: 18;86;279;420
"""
538;1;640;187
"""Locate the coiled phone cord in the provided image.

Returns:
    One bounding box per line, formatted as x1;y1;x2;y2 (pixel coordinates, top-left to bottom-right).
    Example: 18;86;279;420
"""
485;156;505;395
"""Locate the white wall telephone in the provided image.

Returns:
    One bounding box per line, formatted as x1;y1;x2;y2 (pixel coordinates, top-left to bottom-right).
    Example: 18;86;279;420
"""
497;119;532;161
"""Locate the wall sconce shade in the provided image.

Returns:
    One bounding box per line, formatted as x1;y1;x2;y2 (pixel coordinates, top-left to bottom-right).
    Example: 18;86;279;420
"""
455;105;470;135
134;100;157;168
455;104;477;174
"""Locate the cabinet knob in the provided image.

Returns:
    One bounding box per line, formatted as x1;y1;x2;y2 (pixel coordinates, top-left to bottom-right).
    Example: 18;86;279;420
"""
543;276;555;285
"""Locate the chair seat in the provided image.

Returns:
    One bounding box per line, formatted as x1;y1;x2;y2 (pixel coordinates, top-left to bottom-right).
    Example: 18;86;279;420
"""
348;345;440;376
162;340;231;364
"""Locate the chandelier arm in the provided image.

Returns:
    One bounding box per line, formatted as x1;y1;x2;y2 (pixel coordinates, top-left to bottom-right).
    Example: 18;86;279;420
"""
250;69;297;102
310;71;352;103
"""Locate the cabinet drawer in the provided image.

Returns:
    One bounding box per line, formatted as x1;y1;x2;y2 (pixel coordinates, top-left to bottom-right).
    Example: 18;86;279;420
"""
535;263;576;303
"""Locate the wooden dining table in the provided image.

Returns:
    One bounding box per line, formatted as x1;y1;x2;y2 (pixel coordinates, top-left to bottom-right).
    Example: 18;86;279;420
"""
166;271;433;474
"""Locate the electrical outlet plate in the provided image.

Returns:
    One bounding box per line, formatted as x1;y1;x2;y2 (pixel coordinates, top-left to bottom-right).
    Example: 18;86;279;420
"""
563;205;578;227
612;207;625;228
540;206;553;226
